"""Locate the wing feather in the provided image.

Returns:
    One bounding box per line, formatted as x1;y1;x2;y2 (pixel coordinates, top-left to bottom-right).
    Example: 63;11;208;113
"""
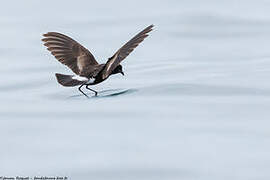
101;25;154;79
42;32;99;75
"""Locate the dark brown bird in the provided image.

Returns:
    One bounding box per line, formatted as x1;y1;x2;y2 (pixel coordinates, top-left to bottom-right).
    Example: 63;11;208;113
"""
42;25;154;97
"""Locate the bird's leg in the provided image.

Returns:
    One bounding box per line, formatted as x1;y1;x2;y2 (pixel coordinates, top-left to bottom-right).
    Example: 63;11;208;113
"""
86;85;98;96
78;84;89;98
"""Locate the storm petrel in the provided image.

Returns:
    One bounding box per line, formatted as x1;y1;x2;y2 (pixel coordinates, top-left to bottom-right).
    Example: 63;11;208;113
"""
42;25;154;97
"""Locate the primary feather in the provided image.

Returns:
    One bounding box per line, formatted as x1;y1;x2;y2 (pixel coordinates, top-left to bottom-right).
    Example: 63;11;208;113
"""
42;32;98;76
101;25;154;79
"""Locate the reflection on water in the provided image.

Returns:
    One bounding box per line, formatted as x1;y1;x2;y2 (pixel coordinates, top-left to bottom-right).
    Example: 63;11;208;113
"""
67;88;137;99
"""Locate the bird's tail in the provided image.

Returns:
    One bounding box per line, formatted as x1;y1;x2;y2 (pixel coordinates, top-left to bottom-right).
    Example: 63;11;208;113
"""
55;73;86;87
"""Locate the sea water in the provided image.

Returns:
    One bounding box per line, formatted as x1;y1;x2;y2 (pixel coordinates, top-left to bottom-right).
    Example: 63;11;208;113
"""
0;0;270;179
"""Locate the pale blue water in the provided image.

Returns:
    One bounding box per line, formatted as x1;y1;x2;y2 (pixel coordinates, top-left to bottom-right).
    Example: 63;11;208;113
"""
1;0;270;179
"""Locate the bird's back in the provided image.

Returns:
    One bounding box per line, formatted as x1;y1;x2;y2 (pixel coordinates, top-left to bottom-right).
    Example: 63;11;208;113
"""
79;64;105;79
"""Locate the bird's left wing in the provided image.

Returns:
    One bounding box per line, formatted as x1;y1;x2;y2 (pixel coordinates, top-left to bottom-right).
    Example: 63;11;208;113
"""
42;32;99;76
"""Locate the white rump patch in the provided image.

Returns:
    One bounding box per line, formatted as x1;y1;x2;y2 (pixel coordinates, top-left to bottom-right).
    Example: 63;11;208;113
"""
87;78;95;84
72;75;88;82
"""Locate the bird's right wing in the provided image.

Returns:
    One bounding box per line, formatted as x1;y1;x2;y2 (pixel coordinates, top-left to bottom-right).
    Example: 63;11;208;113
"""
101;25;154;79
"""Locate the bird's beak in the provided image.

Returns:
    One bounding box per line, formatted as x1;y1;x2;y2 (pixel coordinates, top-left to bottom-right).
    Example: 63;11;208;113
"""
121;71;124;76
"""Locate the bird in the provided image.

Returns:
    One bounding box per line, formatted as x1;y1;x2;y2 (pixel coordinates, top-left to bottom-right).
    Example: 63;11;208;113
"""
42;25;154;97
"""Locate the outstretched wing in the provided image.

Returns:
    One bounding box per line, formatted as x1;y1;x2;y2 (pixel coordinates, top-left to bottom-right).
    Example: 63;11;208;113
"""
101;25;154;79
42;32;99;75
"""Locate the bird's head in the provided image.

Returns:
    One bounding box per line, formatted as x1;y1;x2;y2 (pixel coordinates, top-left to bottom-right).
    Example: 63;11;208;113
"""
112;65;124;76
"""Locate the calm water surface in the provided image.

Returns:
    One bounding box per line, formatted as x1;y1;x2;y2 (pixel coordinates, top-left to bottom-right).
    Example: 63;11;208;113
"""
0;0;270;179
